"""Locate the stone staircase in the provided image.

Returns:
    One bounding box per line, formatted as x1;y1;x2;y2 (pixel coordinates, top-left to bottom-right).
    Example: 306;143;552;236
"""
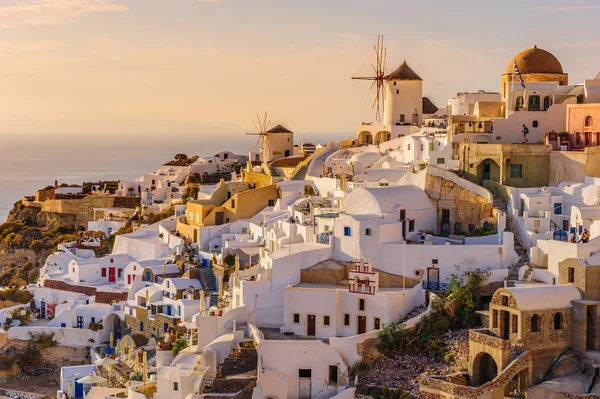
292;165;308;181
402;305;428;322
203;344;258;399
504;215;529;287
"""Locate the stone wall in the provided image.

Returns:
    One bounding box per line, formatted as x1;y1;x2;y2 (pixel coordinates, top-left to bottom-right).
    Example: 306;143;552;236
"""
40;196;117;228
0;389;51;399
425;172;494;236
124;306;181;339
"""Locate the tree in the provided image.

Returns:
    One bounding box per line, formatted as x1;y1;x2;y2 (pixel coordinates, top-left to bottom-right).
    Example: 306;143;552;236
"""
172;339;188;357
304;185;315;196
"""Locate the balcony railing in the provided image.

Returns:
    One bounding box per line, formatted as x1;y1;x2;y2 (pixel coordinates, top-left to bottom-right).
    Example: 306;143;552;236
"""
317;232;332;245
422;280;450;291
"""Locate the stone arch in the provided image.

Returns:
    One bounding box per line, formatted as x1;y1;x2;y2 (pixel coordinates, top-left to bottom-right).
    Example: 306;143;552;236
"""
531;314;540;332
357;131;373;145
374;131;391;145
554;312;563;330
476;158;501;185
472;351;498;386
77;225;87;232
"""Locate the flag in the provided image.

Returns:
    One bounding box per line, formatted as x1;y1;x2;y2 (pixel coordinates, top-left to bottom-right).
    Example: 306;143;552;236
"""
514;62;526;89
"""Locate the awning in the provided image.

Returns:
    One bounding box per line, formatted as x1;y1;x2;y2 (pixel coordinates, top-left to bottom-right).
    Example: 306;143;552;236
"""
239;247;261;256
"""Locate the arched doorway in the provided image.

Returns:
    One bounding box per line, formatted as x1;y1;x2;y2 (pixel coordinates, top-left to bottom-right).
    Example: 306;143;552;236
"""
473;352;498;386
357;131;372;146
284;150;290;157
476;158;500;185
374;131;391;145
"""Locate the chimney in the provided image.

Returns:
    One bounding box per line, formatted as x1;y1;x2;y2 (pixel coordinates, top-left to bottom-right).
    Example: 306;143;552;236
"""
54;180;58;189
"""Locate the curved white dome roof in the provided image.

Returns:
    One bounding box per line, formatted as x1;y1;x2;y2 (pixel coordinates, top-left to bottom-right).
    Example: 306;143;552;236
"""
350;151;381;163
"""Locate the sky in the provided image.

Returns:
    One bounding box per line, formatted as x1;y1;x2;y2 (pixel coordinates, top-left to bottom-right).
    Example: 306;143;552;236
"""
1;0;600;139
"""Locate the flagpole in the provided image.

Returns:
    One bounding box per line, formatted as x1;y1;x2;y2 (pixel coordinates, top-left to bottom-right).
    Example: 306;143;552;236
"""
510;62;515;116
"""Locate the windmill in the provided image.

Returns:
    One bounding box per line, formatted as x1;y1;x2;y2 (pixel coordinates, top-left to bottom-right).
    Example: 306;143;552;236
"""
352;35;387;123
246;111;271;163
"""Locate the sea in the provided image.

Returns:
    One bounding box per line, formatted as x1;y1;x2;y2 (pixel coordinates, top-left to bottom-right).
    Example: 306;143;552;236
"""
0;132;349;223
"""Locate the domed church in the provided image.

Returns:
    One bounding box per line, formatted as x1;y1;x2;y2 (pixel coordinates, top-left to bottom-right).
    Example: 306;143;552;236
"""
500;45;569;109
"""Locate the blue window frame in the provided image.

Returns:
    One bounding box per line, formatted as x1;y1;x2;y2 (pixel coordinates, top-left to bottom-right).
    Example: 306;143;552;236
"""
554;203;562;215
164;323;169;333
61;323;67;328
140;321;144;332
344;226;352;236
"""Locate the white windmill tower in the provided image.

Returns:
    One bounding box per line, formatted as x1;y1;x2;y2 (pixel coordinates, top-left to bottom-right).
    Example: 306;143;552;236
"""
246;111;271;164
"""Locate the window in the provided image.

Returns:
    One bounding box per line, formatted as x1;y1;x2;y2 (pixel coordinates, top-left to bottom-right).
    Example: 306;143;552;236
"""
407;144;411;150
510;164;523;178
432;259;438;265
393;82;396;86
77;316;84;329
429;142;434;151
512;314;518;333
492;310;498;328
173;382;179;392
365;228;371;236
268;199;275;207
576;132;582;145
344;313;350;326
516;96;524;109
544;96;550;110
323;315;330;326
531;314;540;332
231;199;235;209
408;220;415;232
140;321;144;332
374;317;381;330
299;369;312;378
61;323;67;328
554;203;562;215
436;158;445;165
568;267;575;283
585;116;593;127
532;120;538;128
110;258;114;264
501;295;508;306
293;313;300;324
396;89;399;94
91;317;96;324
344;226;352;236
359;298;365;311
101;268;106;277
400;114;405;123
454;223;463;234
118;269;123;278
329;365;338;384
554;312;563;330
400;210;406;220
420;144;424;151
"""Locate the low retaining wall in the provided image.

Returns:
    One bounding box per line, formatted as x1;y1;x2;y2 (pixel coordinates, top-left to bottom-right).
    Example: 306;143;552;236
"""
0;389;51;399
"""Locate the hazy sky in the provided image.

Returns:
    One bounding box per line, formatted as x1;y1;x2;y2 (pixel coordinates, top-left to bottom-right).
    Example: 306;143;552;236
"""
1;0;600;138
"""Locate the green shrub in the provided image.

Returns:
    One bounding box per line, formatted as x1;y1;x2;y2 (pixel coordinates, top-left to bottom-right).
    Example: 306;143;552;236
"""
172;339;188;357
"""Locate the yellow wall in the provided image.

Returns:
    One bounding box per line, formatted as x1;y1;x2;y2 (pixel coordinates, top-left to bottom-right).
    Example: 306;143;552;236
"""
241;171;282;189
41;196;116;228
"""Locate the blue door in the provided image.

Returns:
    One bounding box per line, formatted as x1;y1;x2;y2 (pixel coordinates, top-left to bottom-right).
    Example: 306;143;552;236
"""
145;271;151;281
164;323;169;333
75;380;84;398
167;305;172;316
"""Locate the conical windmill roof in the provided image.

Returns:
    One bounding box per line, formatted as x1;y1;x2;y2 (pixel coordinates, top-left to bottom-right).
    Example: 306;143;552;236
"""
386;60;422;81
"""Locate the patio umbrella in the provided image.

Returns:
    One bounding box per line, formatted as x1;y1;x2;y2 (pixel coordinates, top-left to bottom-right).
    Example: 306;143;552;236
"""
76;374;107;385
95;357;118;378
94;357;118;366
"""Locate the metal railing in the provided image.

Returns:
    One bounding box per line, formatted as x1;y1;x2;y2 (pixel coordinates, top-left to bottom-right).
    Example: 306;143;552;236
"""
422;280;450;291
550;220;568;242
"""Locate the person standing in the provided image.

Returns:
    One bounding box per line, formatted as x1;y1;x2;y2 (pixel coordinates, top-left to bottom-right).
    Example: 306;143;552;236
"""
522;124;529;143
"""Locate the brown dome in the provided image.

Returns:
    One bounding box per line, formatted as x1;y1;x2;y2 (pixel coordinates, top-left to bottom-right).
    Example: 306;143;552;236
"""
505;45;563;75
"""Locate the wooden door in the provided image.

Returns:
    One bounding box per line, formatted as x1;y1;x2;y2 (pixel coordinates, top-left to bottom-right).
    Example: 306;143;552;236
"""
307;314;316;336
108;267;116;283
358;315;367;335
215;212;224;225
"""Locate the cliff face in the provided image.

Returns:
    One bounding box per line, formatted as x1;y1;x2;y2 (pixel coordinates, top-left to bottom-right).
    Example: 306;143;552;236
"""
0;200;73;286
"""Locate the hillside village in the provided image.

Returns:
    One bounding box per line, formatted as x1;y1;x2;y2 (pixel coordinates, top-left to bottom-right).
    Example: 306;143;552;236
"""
2;43;600;399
